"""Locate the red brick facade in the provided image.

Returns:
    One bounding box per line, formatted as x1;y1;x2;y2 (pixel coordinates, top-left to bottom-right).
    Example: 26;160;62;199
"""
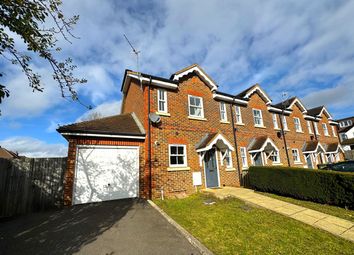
61;65;344;203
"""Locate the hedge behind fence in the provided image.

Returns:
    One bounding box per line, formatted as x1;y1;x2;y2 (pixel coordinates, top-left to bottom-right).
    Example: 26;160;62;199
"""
248;166;354;208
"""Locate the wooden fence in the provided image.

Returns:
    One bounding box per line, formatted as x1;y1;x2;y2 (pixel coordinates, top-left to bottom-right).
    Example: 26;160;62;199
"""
0;157;67;218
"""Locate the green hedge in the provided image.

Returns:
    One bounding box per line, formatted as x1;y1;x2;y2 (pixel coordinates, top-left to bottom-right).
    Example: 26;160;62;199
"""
248;166;354;208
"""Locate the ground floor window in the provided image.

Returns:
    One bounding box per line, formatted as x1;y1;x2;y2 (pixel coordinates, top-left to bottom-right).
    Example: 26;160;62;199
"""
169;144;187;167
292;149;300;163
240;147;248;168
225;149;233;168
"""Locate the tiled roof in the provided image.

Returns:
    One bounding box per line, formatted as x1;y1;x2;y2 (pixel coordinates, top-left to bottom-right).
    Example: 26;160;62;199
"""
338;125;354;133
248;136;268;151
0;147;18;159
342;138;354;146
326;143;340;152
307;106;324;117
272;97;297;109
302;141;319;152
57;113;145;136
195;133;218;150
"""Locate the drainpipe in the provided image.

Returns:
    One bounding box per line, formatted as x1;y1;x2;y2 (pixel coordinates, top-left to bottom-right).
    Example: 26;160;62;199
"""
148;77;152;199
230;99;242;185
278;111;291;167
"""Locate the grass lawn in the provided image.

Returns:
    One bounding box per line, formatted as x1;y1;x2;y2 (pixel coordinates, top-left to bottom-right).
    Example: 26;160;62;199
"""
257;191;354;222
155;194;354;255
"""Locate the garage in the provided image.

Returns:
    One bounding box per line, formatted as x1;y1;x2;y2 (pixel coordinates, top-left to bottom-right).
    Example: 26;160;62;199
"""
73;146;140;205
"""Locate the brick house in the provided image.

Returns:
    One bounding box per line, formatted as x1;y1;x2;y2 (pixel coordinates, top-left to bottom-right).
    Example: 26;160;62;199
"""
57;64;344;205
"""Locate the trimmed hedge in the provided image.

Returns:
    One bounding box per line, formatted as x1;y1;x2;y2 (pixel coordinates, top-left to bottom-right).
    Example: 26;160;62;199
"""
248;166;354;208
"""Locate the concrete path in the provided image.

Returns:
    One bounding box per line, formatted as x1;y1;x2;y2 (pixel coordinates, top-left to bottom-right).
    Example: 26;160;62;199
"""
205;187;354;242
0;199;200;255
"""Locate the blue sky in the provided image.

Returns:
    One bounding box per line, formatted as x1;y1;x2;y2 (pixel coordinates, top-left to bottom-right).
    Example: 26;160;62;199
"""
1;0;354;157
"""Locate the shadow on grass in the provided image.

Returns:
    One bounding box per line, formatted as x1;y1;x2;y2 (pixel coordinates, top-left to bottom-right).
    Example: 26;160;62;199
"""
0;199;137;255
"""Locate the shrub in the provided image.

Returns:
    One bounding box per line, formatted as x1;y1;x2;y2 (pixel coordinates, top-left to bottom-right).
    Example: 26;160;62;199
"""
248;166;354;208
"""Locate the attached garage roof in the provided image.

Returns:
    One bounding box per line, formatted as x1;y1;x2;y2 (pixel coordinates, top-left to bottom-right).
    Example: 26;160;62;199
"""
57;112;145;138
342;138;354;146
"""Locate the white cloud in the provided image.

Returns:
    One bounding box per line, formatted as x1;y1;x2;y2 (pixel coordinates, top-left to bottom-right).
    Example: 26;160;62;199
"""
0;137;67;157
76;100;121;122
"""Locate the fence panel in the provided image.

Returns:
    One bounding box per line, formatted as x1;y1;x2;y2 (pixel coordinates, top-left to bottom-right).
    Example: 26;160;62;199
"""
0;157;67;218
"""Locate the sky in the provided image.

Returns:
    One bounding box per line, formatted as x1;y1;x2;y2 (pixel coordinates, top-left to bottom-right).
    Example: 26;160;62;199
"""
1;0;354;157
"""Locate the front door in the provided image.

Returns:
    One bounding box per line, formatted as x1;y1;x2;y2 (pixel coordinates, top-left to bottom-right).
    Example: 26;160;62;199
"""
253;152;263;166
204;149;219;188
305;154;313;169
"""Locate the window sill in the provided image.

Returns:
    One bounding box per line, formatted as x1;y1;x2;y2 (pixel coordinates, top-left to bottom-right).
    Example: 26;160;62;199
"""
296;131;304;133
254;125;266;129
167;166;190;171
294;162;303;165
272;163;283;166
220;120;230;124
236;123;245;126
156;112;170;117
226;168;236;171
325;135;330;137
188;116;207;121
274;128;281;130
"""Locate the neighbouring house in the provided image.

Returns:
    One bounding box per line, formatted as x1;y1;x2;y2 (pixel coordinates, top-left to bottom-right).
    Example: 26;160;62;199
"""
336;116;354;151
0;146;19;159
57;64;344;205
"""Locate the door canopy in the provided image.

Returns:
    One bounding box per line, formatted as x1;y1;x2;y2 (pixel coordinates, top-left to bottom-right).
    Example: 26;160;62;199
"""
196;133;234;153
248;136;279;153
302;141;325;153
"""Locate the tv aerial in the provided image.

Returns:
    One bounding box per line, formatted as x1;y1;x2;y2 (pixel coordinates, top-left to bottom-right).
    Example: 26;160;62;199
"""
124;34;143;89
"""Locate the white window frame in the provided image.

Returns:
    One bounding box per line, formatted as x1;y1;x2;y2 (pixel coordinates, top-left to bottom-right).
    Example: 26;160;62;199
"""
282;115;288;130
168;144;187;167
292;149;301;163
331;126;337;137
269;150;280;164
314;122;319;135
240;147;248;168
219;102;228;122
307;121;313;134
322;123;329;136
224;149;233;168
188;95;204;118
235;106;243;124
272;113;279;129
294;118;302;132
157;89;168;113
252;109;264;127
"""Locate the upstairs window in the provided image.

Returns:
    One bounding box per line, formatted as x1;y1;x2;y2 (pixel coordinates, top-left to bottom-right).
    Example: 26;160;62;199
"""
292;149;300;163
169;145;187;167
282;115;288;130
188;95;204;118
307;121;313;134
235;106;243;124
272;114;279;129
322;123;329;136
314;122;319;135
220;102;227;121
252;109;263;127
294;118;302;132
331;125;337;137
157;89;167;113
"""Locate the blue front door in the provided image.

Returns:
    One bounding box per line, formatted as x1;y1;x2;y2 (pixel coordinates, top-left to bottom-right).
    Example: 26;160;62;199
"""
204;149;219;188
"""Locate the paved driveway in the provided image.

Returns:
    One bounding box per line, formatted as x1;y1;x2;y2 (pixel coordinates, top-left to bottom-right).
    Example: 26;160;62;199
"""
0;199;200;255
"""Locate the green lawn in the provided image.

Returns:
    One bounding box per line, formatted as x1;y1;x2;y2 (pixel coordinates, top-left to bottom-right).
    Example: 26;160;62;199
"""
257;191;354;222
155;194;354;255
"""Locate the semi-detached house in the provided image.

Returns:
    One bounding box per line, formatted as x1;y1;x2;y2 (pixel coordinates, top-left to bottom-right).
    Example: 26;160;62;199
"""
57;64;344;206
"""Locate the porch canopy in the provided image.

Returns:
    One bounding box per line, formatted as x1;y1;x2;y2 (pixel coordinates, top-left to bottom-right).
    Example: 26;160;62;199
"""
195;133;234;153
302;141;325;153
325;142;344;154
248;136;279;153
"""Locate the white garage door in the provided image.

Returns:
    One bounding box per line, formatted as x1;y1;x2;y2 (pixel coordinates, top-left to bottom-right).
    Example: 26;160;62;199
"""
73;146;139;205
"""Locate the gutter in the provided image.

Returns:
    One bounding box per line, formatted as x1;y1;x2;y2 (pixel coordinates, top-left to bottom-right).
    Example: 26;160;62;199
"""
148;76;153;200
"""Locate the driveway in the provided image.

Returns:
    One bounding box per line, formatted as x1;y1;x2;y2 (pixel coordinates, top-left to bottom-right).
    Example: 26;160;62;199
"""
0;199;200;255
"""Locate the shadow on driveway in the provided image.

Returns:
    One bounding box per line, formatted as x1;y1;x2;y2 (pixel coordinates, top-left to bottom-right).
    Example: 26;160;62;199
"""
0;199;133;255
